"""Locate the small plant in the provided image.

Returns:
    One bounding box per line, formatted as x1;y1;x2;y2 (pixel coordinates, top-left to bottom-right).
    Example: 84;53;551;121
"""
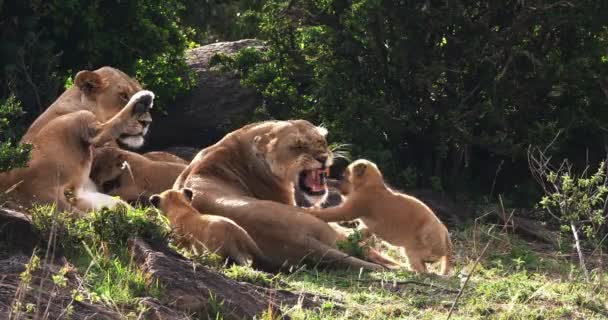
0;95;32;173
10;251;40;319
224;265;278;287
529;141;608;281
207;290;225;320
336;230;370;259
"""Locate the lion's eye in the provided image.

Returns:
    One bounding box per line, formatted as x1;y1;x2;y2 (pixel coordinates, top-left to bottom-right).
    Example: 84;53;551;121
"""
119;92;129;102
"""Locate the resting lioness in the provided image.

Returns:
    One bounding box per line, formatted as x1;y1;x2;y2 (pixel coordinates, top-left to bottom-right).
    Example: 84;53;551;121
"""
174;120;387;271
0;91;154;214
22;66;152;150
150;188;268;267
90;147;186;203
142;151;189;165
309;159;453;275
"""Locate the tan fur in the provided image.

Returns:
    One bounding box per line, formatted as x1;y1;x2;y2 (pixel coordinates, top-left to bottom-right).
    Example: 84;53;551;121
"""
142;151;189;165
309;159;453;275
90;147;186;203
0;91;155;215
22;67;152;149
150;189;267;266
174;120;390;271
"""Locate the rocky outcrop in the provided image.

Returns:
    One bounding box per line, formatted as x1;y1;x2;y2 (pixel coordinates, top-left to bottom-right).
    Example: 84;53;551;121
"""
0;208;41;255
128;237;323;320
145;39;265;151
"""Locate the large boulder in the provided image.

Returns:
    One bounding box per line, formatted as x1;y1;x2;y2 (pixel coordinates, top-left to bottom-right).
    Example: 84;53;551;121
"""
145;39;265;151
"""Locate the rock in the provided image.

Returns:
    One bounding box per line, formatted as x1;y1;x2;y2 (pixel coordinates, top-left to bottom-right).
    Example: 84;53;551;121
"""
145;39;265;151
137;297;191;320
128;237;323;320
0;207;41;255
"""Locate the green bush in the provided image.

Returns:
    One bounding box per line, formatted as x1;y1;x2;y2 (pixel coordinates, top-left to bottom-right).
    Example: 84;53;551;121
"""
0;95;31;172
217;0;608;204
1;0;196;121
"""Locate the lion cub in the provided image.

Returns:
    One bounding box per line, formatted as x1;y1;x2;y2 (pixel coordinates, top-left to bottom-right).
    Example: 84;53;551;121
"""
91;147;186;204
150;188;267;267
309;159;453;275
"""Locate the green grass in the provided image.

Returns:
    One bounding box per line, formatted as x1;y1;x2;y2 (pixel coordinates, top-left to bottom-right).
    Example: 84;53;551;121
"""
268;225;608;320
24;205;608;319
29;205;170;316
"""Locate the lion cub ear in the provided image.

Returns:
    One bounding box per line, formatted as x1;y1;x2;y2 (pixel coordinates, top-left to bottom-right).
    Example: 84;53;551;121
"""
353;163;368;177
181;188;194;203
149;194;161;208
75;70;105;95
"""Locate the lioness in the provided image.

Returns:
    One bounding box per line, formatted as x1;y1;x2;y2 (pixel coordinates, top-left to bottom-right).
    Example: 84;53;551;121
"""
22;66;152;150
0;91;155;214
150;188;269;268
90;147;186;203
142;151;189;165
309;159;453;275
174;120;387;271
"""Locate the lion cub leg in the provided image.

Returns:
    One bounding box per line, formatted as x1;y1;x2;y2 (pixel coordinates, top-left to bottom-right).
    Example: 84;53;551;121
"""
71;91;154;212
89;91;154;147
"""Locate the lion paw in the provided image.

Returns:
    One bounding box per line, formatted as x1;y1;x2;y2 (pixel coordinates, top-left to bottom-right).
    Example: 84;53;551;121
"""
130;90;154;115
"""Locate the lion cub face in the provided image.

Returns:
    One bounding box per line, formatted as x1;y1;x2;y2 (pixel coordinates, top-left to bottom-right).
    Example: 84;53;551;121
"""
90;147;128;193
76;67;152;149
339;159;384;195
253;120;333;204
149;188;194;214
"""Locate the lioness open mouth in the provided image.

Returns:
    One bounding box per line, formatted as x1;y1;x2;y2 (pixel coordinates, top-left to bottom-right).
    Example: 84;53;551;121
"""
298;168;329;195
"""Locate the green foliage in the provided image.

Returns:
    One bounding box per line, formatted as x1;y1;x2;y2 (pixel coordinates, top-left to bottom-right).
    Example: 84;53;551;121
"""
538;161;608;245
223;264;278;287
31;205;170;306
216;0;608;203
0;95;31;172
335;229;369;259
1;0;195;122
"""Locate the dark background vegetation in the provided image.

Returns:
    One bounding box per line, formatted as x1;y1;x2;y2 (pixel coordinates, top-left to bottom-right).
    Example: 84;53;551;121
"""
2;0;608;208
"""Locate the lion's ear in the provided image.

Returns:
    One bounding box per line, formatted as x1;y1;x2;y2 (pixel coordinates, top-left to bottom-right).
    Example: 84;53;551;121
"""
353;163;367;177
149;195;161;208
182;188;194;202
252;135;270;153
75;70;104;95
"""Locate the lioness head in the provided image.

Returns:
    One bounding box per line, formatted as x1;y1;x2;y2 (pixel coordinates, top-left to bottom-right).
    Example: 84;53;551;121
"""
149;188;194;214
338;159;384;195
251;120;333;204
90;147;128;194
75;66;152;149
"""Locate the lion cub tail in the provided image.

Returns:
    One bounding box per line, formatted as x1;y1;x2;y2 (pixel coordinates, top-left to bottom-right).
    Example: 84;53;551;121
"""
439;231;453;276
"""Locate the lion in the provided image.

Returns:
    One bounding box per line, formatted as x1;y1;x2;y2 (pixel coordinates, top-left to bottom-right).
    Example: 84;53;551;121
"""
142;151;189;165
90;147;186;203
21;66;152;150
308;159;453;275
150;188;270;268
174;120;392;272
0;91;155;215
